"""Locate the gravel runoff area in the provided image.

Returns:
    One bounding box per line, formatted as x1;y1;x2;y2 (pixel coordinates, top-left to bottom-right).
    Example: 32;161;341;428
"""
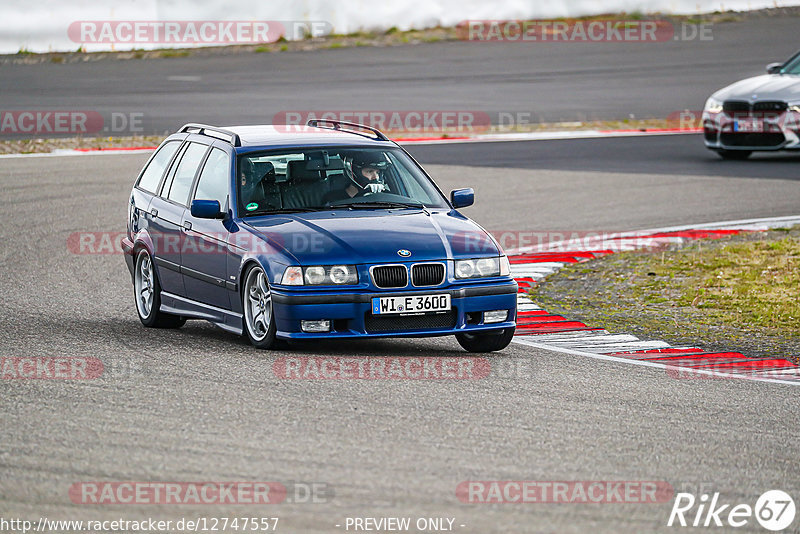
530;227;800;364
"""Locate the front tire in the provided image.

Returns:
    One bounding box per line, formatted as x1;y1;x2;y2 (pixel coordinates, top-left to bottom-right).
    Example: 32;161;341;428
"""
242;265;278;349
133;249;185;328
716;149;752;160
456;327;515;353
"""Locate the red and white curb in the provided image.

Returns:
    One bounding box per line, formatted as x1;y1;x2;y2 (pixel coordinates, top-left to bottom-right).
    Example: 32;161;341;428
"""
508;215;800;386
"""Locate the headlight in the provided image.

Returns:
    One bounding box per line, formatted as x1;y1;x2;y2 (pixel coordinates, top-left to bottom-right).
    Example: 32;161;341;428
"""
455;257;503;279
328;265;356;284
704;97;723;114
789;104;800;113
283;265;358;286
304;266;326;284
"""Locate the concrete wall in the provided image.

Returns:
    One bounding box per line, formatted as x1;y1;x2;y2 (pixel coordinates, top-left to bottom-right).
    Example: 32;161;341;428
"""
3;0;797;54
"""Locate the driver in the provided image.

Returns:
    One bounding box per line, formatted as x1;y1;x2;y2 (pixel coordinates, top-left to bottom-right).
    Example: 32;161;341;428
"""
323;153;389;204
240;158;262;204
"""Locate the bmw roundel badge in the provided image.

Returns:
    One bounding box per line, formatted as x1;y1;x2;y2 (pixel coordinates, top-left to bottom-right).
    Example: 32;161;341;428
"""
397;249;411;257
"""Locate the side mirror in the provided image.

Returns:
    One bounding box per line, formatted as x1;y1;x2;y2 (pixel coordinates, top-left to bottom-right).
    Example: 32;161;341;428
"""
767;62;783;74
191;199;223;219
450;188;474;209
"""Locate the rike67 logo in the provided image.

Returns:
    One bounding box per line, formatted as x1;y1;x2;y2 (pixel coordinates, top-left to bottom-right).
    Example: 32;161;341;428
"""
668;490;795;531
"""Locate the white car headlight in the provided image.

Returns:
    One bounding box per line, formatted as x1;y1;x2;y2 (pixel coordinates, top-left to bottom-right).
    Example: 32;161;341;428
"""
328;265;356;284
304;266;326;285
704;97;723;114
789;104;800;113
283;265;358;285
455;257;503;279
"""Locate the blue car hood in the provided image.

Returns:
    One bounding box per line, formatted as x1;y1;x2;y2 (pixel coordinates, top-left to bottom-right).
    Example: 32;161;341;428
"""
242;209;500;265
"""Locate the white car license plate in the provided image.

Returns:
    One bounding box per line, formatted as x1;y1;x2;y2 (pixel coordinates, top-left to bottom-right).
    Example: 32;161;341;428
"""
734;118;764;132
372;294;450;315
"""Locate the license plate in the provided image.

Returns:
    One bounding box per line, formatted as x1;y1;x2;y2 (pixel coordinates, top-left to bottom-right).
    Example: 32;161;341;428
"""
734;118;764;132
372;294;451;315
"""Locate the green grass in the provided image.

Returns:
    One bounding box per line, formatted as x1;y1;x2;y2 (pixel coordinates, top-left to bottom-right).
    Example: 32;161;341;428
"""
158;50;190;58
529;229;800;361
657;236;800;330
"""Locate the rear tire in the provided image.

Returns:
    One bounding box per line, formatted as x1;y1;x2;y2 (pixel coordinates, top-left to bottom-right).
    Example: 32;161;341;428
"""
716;149;752;160
134;249;186;328
456;327;515;353
242;265;278;349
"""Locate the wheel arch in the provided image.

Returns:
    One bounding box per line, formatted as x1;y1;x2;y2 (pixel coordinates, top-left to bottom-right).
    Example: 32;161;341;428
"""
132;231;166;288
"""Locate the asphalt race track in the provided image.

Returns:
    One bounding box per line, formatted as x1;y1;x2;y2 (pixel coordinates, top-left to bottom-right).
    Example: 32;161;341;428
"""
410;135;800;232
2;12;800;533
1;17;799;134
1;137;798;532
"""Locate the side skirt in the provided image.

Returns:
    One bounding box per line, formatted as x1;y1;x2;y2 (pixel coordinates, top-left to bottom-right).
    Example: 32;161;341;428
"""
160;292;244;335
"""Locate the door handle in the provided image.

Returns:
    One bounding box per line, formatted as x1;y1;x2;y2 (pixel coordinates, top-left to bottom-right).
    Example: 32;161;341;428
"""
183;221;192;231
150;208;158;217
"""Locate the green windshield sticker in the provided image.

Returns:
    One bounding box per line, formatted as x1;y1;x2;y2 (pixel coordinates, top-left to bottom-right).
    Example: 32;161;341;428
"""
245;202;258;211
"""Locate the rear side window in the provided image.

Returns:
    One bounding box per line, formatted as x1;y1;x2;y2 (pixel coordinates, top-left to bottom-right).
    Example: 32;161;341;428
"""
166;142;208;205
137;141;179;193
193;148;230;208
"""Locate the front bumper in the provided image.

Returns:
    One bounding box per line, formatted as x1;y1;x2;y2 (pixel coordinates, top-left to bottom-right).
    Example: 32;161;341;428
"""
270;281;518;339
703;110;800;151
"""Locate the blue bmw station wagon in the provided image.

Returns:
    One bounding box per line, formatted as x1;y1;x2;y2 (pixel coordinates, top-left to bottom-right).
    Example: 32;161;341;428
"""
122;121;517;351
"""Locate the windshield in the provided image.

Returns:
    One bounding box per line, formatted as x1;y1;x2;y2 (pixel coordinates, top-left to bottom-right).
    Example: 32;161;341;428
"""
781;52;800;74
237;147;448;215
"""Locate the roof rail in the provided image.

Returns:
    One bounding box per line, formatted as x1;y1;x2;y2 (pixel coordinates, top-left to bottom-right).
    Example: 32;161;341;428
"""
306;119;390;142
179;123;241;147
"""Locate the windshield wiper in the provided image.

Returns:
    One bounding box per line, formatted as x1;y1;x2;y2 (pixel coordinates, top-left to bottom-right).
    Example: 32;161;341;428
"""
244;206;328;216
330;201;424;209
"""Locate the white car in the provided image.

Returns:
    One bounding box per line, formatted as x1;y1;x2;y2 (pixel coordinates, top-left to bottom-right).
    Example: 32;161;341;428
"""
702;50;800;159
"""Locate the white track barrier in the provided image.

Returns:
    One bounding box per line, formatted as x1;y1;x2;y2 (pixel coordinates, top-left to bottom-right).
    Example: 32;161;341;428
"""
4;0;800;54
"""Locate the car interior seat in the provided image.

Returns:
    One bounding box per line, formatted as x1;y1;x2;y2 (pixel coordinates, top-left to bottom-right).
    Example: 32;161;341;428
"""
282;160;325;208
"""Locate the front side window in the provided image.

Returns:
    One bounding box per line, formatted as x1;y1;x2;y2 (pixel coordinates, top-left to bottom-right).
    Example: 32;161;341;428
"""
194;148;230;208
237;147;448;216
166;142;208;205
783;54;800;75
136;141;179;193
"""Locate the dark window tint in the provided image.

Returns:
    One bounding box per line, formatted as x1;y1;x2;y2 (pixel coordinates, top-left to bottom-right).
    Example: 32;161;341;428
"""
137;141;179;193
166;143;208;205
193;148;230;208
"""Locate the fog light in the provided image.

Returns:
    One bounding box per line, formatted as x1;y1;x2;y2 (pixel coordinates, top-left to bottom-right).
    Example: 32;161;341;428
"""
484;310;508;324
301;320;330;333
